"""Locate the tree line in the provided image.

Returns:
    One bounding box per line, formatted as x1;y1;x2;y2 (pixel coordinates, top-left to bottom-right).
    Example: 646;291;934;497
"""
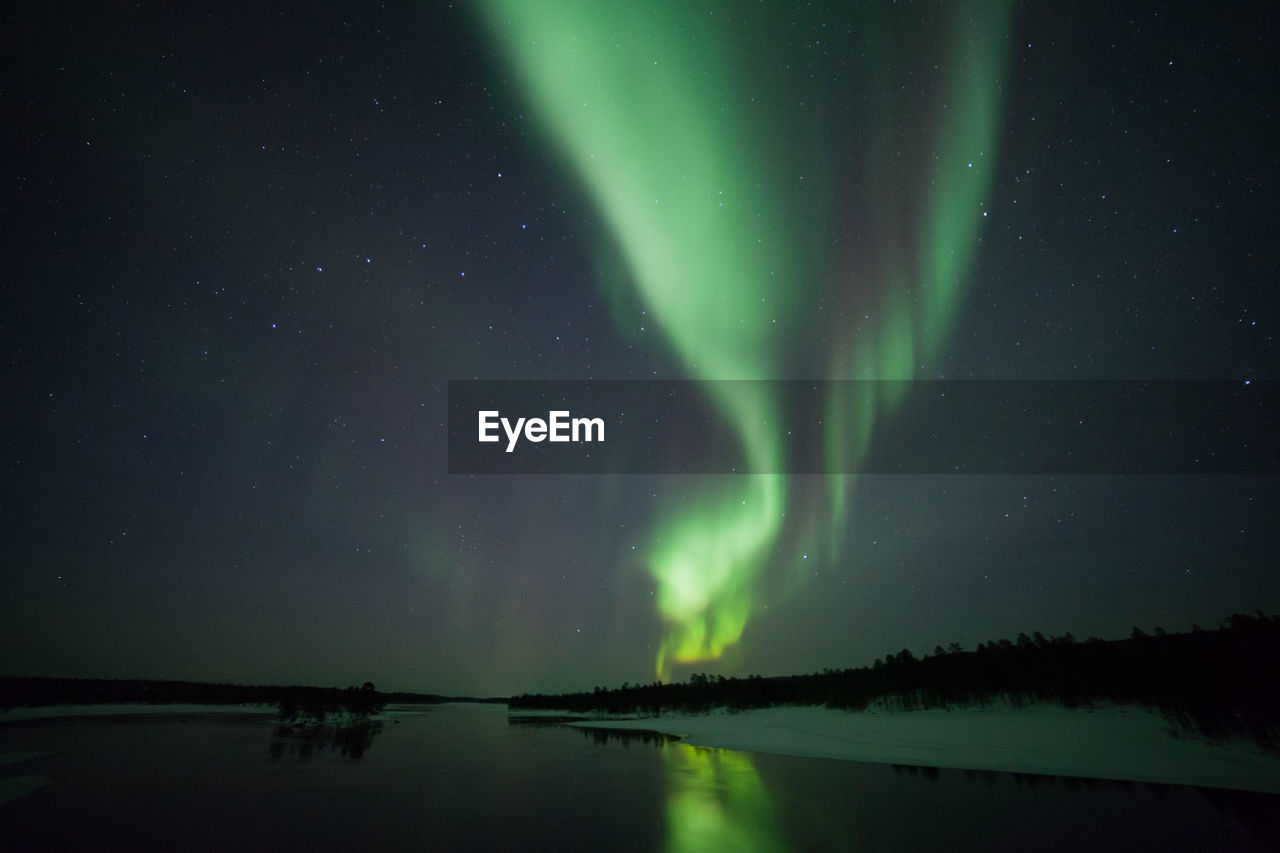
0;677;451;721
509;612;1280;750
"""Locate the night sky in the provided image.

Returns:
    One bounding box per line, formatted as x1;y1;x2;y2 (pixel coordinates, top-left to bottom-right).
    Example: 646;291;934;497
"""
4;2;1277;696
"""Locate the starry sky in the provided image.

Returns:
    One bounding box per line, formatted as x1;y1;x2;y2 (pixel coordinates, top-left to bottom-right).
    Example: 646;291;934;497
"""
4;1;1277;696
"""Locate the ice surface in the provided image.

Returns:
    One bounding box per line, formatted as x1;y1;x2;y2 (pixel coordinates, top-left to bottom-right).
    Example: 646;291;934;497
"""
569;703;1280;793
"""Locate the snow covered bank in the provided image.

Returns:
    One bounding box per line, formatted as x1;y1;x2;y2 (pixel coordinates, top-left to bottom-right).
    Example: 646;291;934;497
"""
569;704;1280;794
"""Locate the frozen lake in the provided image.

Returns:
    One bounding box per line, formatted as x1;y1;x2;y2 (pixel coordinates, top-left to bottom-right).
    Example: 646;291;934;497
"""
1;703;1275;850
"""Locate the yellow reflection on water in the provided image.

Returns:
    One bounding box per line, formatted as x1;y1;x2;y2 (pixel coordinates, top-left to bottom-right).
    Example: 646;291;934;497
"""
662;742;788;852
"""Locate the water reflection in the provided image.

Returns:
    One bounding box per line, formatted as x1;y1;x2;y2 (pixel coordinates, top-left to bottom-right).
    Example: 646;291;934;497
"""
267;719;384;762
578;727;680;748
506;714;592;728
532;722;788;851
564;721;1279;851
1;710;1274;850
661;743;787;853
891;763;941;781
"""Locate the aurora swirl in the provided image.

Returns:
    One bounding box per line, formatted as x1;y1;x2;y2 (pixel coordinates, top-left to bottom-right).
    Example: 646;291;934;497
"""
480;1;1012;679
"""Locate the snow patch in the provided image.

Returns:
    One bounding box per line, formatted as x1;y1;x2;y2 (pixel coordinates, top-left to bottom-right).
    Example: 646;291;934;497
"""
568;703;1280;794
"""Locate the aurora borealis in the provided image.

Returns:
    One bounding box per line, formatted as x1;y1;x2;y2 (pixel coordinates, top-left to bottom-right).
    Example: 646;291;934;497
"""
481;0;1015;677
4;2;1278;696
479;0;799;677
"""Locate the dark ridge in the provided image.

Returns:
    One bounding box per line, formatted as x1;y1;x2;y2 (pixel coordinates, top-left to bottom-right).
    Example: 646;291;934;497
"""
509;612;1280;751
0;677;483;721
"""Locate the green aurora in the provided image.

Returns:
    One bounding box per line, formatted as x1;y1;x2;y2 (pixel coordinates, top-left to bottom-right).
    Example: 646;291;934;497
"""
480;1;1012;679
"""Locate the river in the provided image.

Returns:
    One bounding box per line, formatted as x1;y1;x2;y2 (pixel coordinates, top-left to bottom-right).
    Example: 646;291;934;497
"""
1;703;1274;850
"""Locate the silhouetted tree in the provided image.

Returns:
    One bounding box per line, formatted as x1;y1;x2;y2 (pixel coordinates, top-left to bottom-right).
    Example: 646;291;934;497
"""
504;616;1280;752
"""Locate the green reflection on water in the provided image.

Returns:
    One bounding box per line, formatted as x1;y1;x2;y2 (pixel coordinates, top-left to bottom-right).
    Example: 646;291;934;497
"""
662;743;788;852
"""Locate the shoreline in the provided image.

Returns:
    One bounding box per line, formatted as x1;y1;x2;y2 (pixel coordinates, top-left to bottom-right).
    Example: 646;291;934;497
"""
5;701;1277;794
0;703;279;724
556;703;1280;794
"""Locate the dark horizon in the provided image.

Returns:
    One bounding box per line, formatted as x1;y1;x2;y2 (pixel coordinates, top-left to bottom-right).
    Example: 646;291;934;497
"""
5;608;1273;701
